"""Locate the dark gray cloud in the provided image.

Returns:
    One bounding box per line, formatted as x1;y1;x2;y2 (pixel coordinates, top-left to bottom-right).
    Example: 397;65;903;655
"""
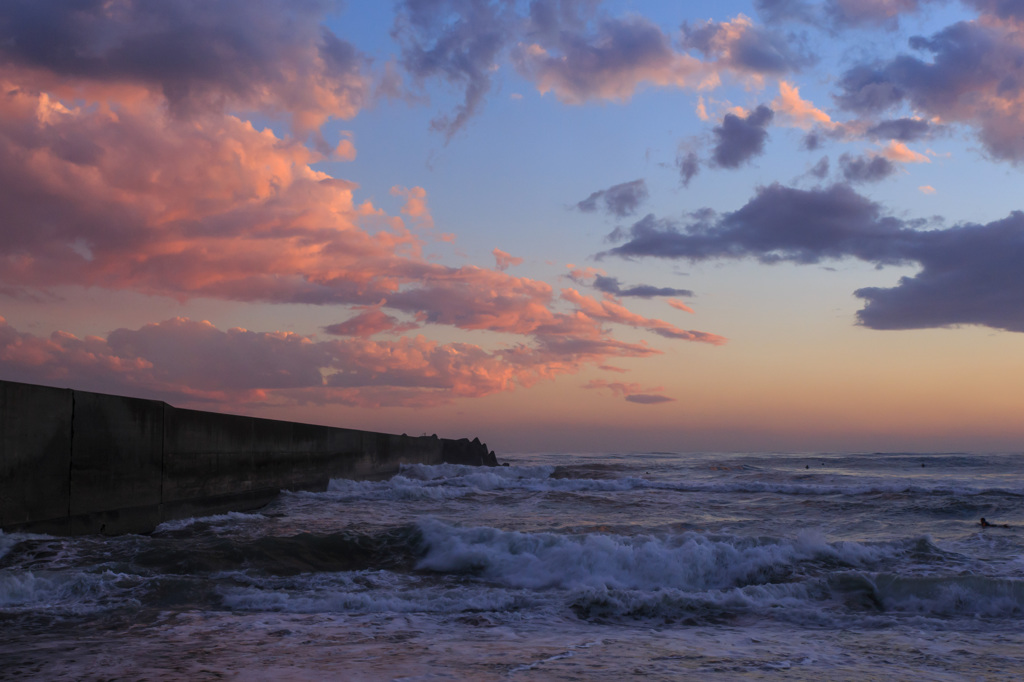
393;0;518;139
809;156;830;178
526;0;601;39
396;1;682;135
964;0;1024;20
866;118;934;142
513;13;683;103
754;0;819;24
576;179;649;217
603;183;907;264
856;211;1024;331
712;105;774;168
677;150;701;187
592;275;694;298
681;19;816;74
839;153;897;183
0;0;367;126
756;0;931;30
625;394;675;404
835;18;1024;161
602;182;1024;333
802;130;824;150
824;0;925;30
834;65;906;114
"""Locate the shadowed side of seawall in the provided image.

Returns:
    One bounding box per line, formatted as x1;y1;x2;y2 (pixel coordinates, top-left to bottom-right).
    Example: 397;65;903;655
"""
0;379;497;535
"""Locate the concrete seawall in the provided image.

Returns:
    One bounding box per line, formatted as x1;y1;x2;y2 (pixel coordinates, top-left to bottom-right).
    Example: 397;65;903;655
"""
0;379;497;535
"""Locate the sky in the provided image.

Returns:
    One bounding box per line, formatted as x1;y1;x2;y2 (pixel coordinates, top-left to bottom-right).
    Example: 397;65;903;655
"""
2;0;1024;454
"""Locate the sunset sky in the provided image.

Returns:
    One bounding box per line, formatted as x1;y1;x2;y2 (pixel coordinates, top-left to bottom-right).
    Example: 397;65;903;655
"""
2;0;1023;453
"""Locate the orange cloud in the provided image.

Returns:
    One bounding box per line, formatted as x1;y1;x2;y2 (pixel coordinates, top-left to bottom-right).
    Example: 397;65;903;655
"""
772;81;836;130
696;95;710;121
880;140;931;163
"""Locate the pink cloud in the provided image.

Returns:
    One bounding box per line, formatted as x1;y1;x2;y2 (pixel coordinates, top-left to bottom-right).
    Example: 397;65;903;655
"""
513;17;713;105
681;15;814;86
335;135;357;161
323;309;420;338
0;1;371;134
668;299;696;314
0;4;731;412
493;248;524;271
391;185;434;229
561;289;727;345
0;316;668;409
583;378;676;405
583;379;646;397
836;11;1024;162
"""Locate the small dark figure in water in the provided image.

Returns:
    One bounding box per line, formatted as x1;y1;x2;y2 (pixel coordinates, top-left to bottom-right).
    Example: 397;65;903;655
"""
980;517;1011;528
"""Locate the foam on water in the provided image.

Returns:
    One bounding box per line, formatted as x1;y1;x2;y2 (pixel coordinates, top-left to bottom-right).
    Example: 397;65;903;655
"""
318;462;1024;502
0;569;144;614
154;511;266;533
4;451;1024;679
414;519;904;592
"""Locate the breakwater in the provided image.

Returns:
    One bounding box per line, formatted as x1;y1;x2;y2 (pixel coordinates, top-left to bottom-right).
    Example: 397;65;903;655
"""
0;379;497;535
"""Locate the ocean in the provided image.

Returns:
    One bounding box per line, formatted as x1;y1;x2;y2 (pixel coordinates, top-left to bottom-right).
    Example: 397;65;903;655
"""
2;451;1023;680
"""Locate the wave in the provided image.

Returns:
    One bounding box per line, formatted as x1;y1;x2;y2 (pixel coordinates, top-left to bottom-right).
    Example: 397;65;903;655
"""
412;519;913;592
206;520;1022;624
0;569;144;614
872;573;1024;618
316;463;1024;502
219;570;537;616
153;511;266;534
569;571;1024;625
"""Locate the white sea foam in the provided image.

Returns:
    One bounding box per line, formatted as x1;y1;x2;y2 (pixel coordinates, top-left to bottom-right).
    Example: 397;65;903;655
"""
413;519;903;592
319;464;1024;503
153;511;265;533
0;569;142;614
322;477;470;501
0;531;21;562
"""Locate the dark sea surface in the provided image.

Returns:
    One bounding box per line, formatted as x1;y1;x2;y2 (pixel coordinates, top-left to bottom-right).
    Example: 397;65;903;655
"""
3;451;1024;680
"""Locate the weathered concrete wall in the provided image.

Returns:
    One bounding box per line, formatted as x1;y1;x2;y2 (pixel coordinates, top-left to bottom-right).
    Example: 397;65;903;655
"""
0;379;497;535
0;382;72;531
69;391;166;535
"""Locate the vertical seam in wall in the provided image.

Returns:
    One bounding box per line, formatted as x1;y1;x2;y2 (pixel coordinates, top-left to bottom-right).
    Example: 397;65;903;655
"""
67;389;75;520
159;402;165;511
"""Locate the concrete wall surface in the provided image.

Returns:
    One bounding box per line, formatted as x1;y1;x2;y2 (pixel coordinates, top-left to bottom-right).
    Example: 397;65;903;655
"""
0;379;497;535
0;382;72;529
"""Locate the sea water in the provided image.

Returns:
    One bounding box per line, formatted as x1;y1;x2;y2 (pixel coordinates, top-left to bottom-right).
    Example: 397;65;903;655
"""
2;451;1024;680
